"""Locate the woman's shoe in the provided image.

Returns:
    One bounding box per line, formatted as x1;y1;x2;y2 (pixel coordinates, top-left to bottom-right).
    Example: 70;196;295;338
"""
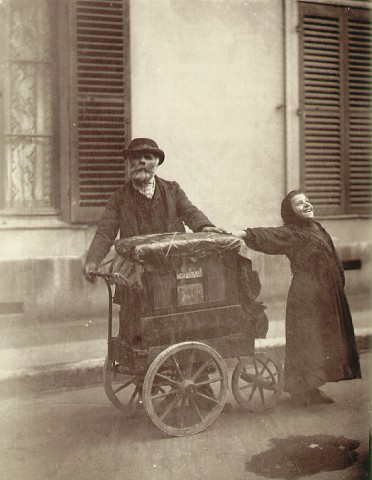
308;388;335;404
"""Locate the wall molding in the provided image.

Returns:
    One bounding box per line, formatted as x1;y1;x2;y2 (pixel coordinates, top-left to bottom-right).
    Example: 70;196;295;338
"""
298;0;371;8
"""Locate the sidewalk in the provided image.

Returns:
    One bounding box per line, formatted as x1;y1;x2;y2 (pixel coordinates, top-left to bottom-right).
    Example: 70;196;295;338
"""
0;306;370;398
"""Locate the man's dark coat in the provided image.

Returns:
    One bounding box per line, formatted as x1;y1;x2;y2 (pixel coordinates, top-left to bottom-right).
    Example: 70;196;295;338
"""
86;176;214;266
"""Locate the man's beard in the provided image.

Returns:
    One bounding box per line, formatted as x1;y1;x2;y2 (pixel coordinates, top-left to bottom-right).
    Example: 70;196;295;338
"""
130;168;155;184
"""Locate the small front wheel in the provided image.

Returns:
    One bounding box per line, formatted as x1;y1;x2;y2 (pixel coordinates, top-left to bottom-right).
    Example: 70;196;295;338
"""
143;342;228;436
103;356;144;416
232;352;284;411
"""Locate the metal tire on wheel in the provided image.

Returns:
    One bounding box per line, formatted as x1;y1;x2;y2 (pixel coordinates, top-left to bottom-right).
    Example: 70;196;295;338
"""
143;342;228;437
103;356;144;415
232;352;284;411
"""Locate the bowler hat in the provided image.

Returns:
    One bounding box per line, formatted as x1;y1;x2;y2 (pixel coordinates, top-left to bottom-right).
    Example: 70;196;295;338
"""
123;138;165;164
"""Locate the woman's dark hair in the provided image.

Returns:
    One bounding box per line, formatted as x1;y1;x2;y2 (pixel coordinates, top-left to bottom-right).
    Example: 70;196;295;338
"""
281;190;310;225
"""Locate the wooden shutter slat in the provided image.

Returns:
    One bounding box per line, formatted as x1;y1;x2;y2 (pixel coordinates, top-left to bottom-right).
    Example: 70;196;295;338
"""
303;17;339;27
77;0;123;7
304;62;339;70
77;21;123;31
77;28;124;37
77;36;124;44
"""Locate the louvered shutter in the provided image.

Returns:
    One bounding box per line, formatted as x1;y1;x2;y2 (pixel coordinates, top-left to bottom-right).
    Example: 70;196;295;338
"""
347;9;372;213
70;0;130;223
299;4;344;214
299;3;372;215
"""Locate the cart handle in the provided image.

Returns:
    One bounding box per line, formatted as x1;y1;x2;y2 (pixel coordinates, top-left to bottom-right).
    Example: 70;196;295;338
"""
92;272;114;343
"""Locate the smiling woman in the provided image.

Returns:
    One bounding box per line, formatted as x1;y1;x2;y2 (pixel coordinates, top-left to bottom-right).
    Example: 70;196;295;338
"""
233;190;361;406
290;193;314;220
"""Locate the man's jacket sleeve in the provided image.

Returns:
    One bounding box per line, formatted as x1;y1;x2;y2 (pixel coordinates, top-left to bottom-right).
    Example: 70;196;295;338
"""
174;182;214;232
85;192;120;266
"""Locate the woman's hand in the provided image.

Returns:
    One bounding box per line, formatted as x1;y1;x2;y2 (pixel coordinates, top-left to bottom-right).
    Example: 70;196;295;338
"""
231;230;247;239
201;226;228;234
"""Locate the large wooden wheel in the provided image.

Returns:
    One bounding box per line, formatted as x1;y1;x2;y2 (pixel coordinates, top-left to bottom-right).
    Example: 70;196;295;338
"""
142;342;228;437
232;352;284;411
103;356;144;416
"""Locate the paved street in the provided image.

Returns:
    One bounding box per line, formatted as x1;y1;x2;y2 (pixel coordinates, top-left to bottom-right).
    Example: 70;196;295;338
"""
1;351;370;480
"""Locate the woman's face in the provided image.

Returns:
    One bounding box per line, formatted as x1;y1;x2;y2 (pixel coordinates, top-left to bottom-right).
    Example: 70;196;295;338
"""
290;193;314;219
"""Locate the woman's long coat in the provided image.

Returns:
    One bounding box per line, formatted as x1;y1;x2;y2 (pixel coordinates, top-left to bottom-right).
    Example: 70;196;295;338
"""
244;223;361;394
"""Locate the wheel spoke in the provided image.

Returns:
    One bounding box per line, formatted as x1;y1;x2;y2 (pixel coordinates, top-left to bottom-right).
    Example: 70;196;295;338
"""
172;355;184;381
160;393;180;420
252;358;259;375
151;388;178;400
238;383;252;392
188;393;203;421
155;372;180;387
178;395;187;428
258;386;265;404
195;391;219;405
248;384;258;401
259;359;269;376
128;386;140;407
191;359;214;381
263;366;279;385
113;376;136;394
185;349;196;378
195;376;223;387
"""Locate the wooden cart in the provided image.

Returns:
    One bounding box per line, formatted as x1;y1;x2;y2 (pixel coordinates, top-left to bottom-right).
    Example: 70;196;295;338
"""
96;232;284;437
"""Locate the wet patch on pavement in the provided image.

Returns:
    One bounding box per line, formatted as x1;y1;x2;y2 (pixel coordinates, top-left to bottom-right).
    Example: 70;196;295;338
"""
245;435;361;478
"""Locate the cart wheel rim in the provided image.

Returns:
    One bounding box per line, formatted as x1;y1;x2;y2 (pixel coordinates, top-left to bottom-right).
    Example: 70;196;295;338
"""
103;356;144;415
143;342;228;437
232;352;284;412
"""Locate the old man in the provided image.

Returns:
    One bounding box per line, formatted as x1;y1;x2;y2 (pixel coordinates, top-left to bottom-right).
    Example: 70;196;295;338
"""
83;138;224;279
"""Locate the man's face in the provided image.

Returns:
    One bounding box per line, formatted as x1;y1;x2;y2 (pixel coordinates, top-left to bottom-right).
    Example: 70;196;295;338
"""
127;153;160;184
290;193;314;219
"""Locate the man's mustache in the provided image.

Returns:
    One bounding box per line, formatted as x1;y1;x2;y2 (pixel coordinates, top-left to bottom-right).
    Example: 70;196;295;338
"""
133;166;154;173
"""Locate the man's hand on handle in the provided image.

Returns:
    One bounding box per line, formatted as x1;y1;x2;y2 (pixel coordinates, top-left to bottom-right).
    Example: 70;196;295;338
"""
83;261;98;282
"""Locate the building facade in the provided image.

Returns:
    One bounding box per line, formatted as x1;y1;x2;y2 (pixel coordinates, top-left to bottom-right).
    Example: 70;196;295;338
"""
0;0;371;323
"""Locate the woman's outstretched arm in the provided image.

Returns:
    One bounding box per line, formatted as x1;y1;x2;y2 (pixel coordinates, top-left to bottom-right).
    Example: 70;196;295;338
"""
232;226;298;256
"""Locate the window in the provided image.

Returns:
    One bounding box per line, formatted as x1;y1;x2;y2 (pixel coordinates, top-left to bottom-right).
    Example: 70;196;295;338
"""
0;0;130;222
299;3;371;215
0;0;59;213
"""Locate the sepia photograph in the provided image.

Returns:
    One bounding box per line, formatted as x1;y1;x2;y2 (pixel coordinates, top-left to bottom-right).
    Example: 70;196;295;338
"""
0;0;371;479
